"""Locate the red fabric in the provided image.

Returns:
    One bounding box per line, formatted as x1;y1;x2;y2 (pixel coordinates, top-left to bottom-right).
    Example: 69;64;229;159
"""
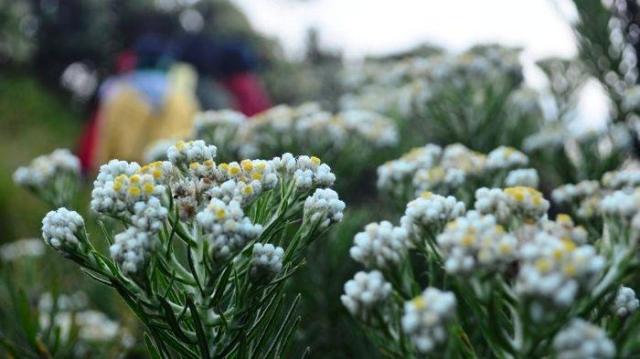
222;72;271;116
116;50;137;74
77;110;100;172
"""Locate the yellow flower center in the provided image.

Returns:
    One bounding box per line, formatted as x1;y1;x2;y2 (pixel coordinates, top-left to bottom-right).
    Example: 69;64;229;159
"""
143;183;155;194
241;159;253;171
128;186;141;197
411;296;427;310
535;258;552;273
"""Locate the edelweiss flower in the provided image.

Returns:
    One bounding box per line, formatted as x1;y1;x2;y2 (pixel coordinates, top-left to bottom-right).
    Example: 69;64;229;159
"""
485;146;528;170
612;286;639;317
437;211;517;273
402;287;457;353
341;270;392;320
13;149;80;188
350;221;408;269
109;227;157;275
42;208;86;255
167;140;217;169
250;243;284;282
505;168;539;188
516;232;605;309
196;198;262;259
552;319;615;359
401;192;465;240
303;188;346;228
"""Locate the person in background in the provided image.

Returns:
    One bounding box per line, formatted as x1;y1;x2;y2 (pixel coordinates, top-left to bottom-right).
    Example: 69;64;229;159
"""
172;33;271;116
78;19;272;171
87;34;199;167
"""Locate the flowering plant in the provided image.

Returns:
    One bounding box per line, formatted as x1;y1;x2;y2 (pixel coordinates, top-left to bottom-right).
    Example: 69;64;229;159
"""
344;143;640;357
145;104;400;199
377;142;536;206
35;140;345;358
13;149;80;208
340;45;542;152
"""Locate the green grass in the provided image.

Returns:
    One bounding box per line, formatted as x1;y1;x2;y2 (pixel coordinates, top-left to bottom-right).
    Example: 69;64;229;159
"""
0;72;82;241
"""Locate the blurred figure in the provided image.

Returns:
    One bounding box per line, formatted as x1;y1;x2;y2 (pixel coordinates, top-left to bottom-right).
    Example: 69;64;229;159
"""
77;11;273;171
172;33;271;116
90;34;199;166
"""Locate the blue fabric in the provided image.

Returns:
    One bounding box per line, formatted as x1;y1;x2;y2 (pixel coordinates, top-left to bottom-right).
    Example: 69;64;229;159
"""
100;70;168;109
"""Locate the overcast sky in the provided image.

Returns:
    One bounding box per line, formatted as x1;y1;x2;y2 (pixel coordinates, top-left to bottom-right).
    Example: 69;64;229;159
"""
231;0;578;60
231;0;608;128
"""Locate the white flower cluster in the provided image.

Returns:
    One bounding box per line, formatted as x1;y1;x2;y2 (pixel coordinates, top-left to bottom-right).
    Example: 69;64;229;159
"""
271;153;336;191
378;143;532;200
234;103;399;160
196;198;263;259
339;46;523;117
542;214;588;245
192;110;245;155
505;168;539;188
400;192;466;240
377;144;442;193
552;180;601;205
250;243;284;282
485;146;529;170
109;227;156;274
523;124;566;152
203;159;279;205
193;109;245;136
90;160;142;215
42;208;86;254
602;169;640;190
13;148;80;188
475;187;549;224
552;319;615;359
40;309;120;343
167;140;217;169
0;238;45;262
600;190;639;218
612;286;639;317
130;197;169;233
303;188;346;228
402;288;457;353
91;160;173;274
350;221;408;269
337;110;399;147
143;139;180;163
38;291;120;343
516;232;605;308
341;270;392;320
437;211;517;273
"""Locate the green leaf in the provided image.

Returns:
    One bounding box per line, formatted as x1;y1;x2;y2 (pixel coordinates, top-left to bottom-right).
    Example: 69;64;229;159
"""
144;333;164;359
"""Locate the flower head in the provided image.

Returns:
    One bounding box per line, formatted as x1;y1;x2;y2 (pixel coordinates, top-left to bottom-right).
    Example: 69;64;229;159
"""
437;211;517;273
167;140;217;169
196;198;263;259
401;192;465;241
350;221;408;269
303;188;346;229
42;208;86;255
552;319;615;359
402;288;457;353
250;243;284;283
109;227;156;275
341;270;392;320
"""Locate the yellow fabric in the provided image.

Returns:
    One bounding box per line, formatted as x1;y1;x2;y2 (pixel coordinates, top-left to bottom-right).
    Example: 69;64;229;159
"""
95;70;198;165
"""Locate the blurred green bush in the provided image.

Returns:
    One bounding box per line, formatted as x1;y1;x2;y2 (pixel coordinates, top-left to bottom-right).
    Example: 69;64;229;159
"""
0;73;81;241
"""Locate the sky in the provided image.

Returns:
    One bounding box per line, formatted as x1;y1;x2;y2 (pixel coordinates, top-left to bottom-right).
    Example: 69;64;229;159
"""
231;0;608;128
231;0;578;60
